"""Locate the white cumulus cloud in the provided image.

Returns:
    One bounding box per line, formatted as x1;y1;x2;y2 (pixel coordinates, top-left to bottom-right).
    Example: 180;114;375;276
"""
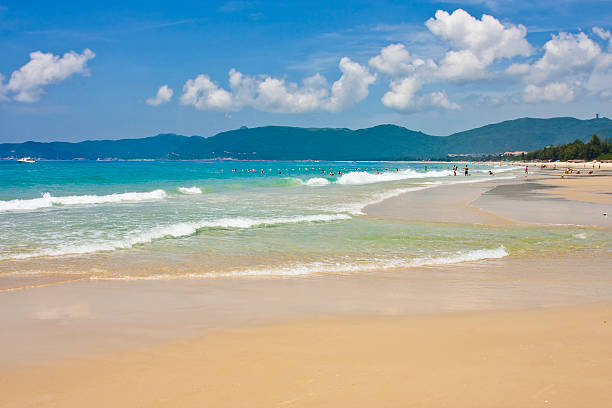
180;57;375;113
427;91;461;110
370;9;612;110
380;77;421;111
508;32;601;83
593;27;611;41
368;43;434;77
436;49;490;81
369;9;533;112
4;49;95;102
327;57;377;112
170;9;612;115
426;9;532;81
180;74;235;111
381;76;460;112
523;82;575;103
0;74;7;102
146;85;173;106
586;53;612;96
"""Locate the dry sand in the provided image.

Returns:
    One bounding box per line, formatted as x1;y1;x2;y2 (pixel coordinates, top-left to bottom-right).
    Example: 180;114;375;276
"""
522;160;612;170
2;303;611;408
537;176;612;204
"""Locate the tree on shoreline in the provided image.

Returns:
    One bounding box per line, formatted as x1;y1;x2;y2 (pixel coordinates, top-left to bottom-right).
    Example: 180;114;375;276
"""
523;135;612;161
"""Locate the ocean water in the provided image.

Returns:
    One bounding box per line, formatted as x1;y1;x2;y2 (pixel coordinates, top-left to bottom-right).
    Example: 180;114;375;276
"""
0;160;608;281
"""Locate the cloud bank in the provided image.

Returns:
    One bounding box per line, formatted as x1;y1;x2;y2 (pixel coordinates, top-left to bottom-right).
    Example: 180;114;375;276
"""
144;8;612;114
179;57;376;113
366;8;612;111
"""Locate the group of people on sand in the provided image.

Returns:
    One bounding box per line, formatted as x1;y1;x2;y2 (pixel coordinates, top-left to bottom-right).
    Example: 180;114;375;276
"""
563;167;594;175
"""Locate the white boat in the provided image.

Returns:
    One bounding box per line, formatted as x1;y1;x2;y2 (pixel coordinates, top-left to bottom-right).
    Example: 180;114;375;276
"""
17;157;36;163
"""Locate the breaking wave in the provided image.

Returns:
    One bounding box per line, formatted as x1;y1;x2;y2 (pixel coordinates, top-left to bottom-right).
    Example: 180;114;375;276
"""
0;190;167;212
336;169;452;185
178;186;203;194
0;213;351;260
92;246;509;280
301;177;331;186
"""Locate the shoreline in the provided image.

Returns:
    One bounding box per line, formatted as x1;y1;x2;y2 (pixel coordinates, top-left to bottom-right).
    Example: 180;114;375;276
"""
1;171;610;293
2;173;610;293
1;247;611;369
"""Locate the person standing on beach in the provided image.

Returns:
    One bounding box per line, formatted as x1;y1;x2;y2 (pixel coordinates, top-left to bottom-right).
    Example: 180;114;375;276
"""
525;166;528;177
464;165;469;176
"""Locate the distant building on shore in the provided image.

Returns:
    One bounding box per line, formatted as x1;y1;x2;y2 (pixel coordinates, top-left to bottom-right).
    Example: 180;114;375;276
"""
501;151;528;157
447;153;489;158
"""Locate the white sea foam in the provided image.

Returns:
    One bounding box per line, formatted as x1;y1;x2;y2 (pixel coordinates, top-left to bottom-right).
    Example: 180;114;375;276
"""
0;213;351;260
92;246;508;280
288;177;331;186
221;245;508;277
0;190;167;212
178;186;203;194
336;169;452;185
303;177;331;186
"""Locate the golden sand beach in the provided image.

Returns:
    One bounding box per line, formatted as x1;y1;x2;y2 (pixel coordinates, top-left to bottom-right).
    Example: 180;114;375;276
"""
2;303;611;408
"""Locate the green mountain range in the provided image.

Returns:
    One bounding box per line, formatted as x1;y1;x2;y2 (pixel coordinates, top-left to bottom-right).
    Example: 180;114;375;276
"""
2;117;611;161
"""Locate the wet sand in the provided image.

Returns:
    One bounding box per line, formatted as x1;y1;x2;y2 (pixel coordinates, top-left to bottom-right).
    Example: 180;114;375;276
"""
366;174;612;228
1;170;611;407
365;180;514;225
2;249;612;369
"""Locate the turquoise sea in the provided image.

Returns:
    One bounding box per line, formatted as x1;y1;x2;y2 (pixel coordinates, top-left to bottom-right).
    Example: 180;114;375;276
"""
0;160;608;281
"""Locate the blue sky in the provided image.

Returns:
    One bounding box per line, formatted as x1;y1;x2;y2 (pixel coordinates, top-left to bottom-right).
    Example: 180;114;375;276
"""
1;0;612;142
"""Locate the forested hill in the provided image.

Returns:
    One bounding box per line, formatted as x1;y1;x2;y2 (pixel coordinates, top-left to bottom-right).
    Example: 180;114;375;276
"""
2;117;611;161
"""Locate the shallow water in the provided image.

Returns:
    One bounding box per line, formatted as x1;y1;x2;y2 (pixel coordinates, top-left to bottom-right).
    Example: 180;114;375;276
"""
1;160;608;281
